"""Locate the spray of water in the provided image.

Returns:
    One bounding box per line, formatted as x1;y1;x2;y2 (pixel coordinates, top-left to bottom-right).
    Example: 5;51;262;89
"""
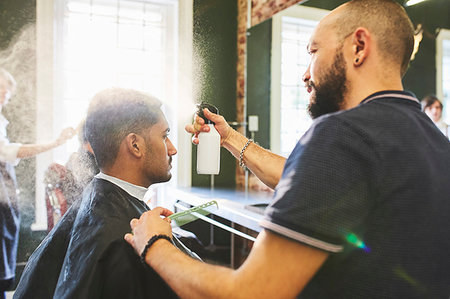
0;24;94;227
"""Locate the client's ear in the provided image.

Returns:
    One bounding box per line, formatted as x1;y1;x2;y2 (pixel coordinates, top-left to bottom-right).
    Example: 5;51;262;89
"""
125;133;143;158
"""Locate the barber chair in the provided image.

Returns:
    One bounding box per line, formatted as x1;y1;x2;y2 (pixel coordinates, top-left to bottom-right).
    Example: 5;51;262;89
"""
44;163;69;232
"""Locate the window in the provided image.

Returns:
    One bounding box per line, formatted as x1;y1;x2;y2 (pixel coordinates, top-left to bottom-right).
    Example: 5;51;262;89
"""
271;5;328;157
53;0;178;161
34;0;193;230
436;29;450;124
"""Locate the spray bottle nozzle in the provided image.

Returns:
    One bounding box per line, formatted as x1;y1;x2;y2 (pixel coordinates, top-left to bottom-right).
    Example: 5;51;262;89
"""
197;102;219;125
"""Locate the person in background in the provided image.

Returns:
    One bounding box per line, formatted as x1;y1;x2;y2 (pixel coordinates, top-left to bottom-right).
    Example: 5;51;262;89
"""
125;0;450;298
44;119;99;209
43;119;99;231
0;67;75;299
14;88;199;299
422;94;449;138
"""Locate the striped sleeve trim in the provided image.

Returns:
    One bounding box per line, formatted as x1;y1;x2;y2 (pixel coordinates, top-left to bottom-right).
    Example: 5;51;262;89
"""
260;220;343;253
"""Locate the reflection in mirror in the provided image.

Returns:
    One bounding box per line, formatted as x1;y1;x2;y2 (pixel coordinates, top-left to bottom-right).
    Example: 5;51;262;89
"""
247;5;329;157
271;5;329;156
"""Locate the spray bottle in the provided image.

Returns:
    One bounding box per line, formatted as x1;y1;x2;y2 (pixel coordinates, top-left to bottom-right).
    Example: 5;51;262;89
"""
196;102;220;175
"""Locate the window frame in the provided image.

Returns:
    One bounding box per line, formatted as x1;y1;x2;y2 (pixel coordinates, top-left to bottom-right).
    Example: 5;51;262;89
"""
34;0;192;230
270;5;329;156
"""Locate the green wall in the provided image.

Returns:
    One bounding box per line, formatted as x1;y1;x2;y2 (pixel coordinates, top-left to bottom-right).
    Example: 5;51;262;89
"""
247;19;272;149
191;0;238;188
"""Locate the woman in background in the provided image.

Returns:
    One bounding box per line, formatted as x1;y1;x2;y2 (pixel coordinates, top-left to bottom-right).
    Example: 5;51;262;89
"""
422;94;449;138
0;68;75;299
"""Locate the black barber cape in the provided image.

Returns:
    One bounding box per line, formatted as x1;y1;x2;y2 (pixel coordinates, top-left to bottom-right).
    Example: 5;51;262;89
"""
14;178;198;299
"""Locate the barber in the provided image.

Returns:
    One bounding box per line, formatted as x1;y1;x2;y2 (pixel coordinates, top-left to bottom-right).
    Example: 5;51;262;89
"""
125;1;450;297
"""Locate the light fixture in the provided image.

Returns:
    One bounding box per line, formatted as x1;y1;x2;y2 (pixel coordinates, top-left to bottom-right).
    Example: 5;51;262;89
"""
405;0;429;6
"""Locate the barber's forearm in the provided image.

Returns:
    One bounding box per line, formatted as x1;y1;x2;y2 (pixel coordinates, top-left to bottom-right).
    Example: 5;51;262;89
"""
146;239;237;299
223;129;285;189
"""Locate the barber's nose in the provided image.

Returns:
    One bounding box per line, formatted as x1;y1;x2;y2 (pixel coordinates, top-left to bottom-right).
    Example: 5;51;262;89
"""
302;64;311;83
167;138;177;156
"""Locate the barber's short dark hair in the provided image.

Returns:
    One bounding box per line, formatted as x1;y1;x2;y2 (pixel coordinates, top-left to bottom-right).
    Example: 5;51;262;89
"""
421;94;443;111
85;88;162;169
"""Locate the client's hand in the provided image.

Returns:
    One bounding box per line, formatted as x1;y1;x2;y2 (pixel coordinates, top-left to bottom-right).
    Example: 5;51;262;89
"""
124;207;174;255
185;108;233;146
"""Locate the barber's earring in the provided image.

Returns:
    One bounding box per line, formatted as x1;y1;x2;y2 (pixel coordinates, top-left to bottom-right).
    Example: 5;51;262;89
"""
355;58;359;63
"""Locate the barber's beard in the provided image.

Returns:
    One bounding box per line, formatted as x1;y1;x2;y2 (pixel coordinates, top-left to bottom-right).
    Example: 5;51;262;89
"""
307;49;348;119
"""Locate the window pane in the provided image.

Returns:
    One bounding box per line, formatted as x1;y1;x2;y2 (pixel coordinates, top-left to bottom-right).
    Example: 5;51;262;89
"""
281;62;301;86
144;5;164;23
118;23;144;49
56;0;177;159
144;26;164;50
119;0;145;21
66;0;91;14
279;16;317;156
92;0;118;17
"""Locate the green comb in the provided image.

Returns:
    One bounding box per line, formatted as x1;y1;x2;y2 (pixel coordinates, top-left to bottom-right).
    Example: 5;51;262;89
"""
169;200;218;228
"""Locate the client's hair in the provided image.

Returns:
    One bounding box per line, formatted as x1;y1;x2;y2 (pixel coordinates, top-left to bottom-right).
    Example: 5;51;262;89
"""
85;88;162;169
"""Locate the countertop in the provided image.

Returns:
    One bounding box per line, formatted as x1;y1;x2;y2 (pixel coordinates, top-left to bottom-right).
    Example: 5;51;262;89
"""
167;187;274;233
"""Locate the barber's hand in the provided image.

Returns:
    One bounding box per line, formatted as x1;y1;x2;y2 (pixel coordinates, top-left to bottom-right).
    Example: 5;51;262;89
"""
185;108;233;146
55;127;76;146
124;207;174;255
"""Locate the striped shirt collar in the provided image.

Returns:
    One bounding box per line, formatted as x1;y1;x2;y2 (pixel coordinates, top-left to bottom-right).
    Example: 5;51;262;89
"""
360;90;419;105
95;172;149;202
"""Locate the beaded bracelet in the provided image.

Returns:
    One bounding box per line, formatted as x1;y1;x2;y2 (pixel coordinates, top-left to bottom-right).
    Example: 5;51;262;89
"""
239;139;253;168
140;234;172;265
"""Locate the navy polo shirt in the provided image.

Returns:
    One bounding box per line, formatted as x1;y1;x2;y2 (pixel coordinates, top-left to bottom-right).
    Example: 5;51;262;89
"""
261;91;450;298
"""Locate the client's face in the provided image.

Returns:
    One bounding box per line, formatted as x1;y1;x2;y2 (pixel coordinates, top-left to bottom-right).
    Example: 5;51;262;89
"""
142;113;177;185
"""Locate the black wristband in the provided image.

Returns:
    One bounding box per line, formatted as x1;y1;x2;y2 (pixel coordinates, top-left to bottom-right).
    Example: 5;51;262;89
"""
140;234;172;265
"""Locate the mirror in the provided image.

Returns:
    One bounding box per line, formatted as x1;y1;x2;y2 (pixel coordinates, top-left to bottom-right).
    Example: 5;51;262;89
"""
246;2;331;156
244;0;450;156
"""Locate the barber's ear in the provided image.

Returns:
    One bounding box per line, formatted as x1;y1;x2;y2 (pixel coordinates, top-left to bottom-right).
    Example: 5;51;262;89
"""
351;27;371;67
126;133;143;158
